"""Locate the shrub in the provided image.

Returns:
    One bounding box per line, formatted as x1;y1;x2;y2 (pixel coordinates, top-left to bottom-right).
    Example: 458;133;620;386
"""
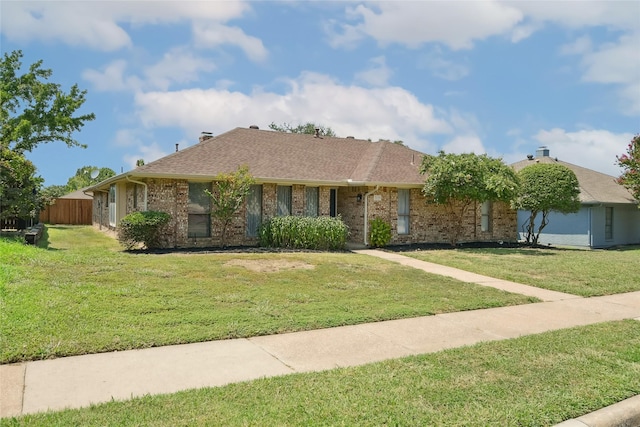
259;216;349;250
368;217;391;248
118;211;171;250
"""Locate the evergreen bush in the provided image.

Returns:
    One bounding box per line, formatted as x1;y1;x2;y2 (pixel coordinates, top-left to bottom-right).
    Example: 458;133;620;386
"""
259;216;349;250
118;211;171;250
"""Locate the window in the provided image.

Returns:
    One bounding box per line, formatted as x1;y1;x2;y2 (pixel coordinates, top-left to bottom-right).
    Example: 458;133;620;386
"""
188;182;211;238
305;187;319;217
605;207;613;240
397;189;410;235
329;189;337;217
277;186;292;216
481;201;492;232
246;185;262;237
108;184;116;227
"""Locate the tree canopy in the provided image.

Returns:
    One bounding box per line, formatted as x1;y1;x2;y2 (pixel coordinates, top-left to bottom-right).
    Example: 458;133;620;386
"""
420;151;519;246
1;50;95;153
0;147;43;220
616;134;639;204
511;163;581;245
269;122;336;137
65;166;116;192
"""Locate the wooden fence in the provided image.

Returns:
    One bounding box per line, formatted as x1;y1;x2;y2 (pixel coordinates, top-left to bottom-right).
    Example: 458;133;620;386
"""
40;199;92;225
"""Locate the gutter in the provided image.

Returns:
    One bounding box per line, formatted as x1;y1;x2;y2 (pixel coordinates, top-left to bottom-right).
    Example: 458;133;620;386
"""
363;185;380;246
125;175;148;211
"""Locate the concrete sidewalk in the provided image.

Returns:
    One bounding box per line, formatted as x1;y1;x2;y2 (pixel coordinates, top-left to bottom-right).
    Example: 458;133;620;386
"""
1;250;639;424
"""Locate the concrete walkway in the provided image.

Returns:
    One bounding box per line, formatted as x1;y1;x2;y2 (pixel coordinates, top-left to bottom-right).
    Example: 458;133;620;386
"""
2;250;639;424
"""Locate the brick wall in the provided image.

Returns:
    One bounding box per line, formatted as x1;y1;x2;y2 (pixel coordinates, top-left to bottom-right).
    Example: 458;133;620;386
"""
92;179;517;248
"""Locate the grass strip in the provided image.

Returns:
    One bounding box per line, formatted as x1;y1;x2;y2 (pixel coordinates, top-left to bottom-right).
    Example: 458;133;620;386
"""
7;320;640;426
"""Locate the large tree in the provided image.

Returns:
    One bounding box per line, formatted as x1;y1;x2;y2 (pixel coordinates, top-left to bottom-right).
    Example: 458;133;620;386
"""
1;50;95;153
65;166;116;192
512;163;581;245
420;151;519;246
0;147;43;221
205;165;255;247
269;122;336;137
616;134;640;205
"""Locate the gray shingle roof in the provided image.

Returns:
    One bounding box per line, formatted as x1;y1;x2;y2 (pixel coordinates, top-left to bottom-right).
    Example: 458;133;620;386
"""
511;155;637;205
128;127;425;186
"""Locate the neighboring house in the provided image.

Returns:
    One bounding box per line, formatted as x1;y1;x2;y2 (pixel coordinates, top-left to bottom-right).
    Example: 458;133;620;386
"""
40;188;93;225
512;147;640;248
87;126;517;248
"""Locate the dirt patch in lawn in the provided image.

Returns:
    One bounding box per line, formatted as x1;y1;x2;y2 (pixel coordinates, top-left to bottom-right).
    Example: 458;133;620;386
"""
224;259;315;273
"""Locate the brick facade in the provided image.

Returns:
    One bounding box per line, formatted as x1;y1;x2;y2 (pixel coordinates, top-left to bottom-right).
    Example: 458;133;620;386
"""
93;180;517;248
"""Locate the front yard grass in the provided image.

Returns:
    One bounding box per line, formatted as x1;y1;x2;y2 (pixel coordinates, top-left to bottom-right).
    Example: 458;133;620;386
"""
8;320;640;426
0;226;536;363
397;245;640;297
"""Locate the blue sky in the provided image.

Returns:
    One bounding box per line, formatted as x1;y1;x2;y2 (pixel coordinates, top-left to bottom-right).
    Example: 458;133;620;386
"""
2;1;639;186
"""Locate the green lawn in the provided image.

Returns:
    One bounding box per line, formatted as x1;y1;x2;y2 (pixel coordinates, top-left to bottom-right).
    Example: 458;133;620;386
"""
397;245;640;297
0;226;535;363
7;320;640;426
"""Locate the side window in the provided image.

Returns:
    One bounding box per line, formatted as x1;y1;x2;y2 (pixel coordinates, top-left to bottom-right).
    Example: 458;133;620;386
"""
329;189;337;217
246;185;262;237
188;182;211;238
605;207;613;240
305;187;319;217
277;186;292;216
481;201;492;232
397;189;410;235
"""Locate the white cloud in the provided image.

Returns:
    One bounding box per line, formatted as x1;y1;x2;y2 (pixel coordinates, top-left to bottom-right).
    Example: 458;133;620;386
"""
532;128;634;176
328;2;523;50
419;49;469;81
82;60;141;92
123;142;170;171
441;135;486;154
1;1;253;52
133;72;452;154
354;56;392;87
193;23;268;62
144;47;217;90
559;35;592;56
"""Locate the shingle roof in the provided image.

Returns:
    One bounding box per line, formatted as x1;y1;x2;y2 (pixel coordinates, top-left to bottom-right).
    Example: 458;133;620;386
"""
511;155;637;205
122;127;425;186
59;188;93;200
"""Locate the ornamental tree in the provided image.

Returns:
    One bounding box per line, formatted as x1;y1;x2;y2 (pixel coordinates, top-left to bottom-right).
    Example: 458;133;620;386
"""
1;50;95;153
616;134;640;205
205;165;255;247
420;151;519;246
512;163;581;245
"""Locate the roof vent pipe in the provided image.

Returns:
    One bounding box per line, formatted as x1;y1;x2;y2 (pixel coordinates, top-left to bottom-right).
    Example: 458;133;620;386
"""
175;143;179;152
314;128;320;138
249;125;259;129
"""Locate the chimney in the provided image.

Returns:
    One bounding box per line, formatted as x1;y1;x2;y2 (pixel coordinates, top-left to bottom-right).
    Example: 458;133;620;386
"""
536;146;550;157
199;132;213;143
314;128;321;138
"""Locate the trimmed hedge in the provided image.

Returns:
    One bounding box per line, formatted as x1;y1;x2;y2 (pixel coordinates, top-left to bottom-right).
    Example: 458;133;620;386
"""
118;211;171;250
259;216;349;251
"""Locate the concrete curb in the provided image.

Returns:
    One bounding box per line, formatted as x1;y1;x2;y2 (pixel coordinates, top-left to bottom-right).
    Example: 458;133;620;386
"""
554;394;640;427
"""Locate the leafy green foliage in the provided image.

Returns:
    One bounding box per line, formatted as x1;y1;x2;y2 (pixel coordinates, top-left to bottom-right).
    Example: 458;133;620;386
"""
616;134;640;204
369;217;392;248
117;211;171;250
268;121;337;137
512;163;581;245
259;216;349;250
420;151;519;246
1;50;95;153
205;166;255;247
65;166;116;192
0;147;44;220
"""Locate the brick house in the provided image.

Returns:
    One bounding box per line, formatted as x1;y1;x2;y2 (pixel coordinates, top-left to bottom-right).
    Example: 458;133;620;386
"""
87;126;517;248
